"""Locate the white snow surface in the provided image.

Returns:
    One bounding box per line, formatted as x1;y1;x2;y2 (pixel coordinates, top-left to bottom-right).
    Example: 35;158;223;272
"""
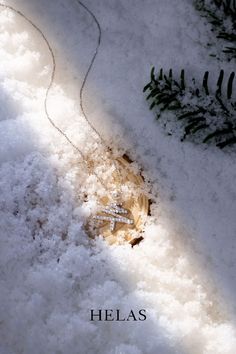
0;0;236;353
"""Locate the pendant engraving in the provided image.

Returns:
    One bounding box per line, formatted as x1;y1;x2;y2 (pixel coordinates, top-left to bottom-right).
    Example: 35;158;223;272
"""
85;156;149;245
93;202;134;232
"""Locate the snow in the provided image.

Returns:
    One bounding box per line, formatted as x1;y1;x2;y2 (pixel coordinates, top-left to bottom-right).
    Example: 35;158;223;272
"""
0;0;236;353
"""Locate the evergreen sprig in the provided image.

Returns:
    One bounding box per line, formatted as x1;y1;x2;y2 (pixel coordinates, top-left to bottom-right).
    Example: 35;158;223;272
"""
144;67;236;148
195;0;236;60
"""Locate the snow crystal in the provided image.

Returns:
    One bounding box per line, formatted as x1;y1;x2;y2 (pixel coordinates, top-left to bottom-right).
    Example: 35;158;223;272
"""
1;0;236;353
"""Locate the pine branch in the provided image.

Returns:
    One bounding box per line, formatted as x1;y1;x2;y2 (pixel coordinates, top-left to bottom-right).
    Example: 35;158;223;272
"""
195;0;236;61
144;67;236;149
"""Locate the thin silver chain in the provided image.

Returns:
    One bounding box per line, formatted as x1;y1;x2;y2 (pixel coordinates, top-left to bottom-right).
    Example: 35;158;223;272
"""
75;0;107;146
0;3;85;158
0;1;118;191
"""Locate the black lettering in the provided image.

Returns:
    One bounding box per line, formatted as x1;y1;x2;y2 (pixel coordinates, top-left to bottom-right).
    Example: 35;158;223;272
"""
116;309;125;321
90;309;102;321
126;310;137;321
138;309;146;321
105;309;114;321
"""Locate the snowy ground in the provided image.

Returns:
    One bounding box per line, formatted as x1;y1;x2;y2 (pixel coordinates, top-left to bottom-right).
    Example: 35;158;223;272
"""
0;0;236;353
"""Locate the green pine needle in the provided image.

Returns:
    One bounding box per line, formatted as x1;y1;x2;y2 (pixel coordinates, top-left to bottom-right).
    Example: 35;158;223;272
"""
144;67;236;149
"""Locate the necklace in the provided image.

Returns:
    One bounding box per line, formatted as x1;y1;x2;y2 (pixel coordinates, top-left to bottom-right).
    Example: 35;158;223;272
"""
0;1;150;246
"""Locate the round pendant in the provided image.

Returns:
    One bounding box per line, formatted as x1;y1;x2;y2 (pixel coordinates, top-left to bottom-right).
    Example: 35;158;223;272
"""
86;155;150;246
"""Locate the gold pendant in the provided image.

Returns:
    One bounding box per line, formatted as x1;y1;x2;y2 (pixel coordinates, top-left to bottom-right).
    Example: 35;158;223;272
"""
86;155;150;246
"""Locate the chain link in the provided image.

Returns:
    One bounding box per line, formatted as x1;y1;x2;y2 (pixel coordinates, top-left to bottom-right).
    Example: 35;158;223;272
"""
0;1;125;194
